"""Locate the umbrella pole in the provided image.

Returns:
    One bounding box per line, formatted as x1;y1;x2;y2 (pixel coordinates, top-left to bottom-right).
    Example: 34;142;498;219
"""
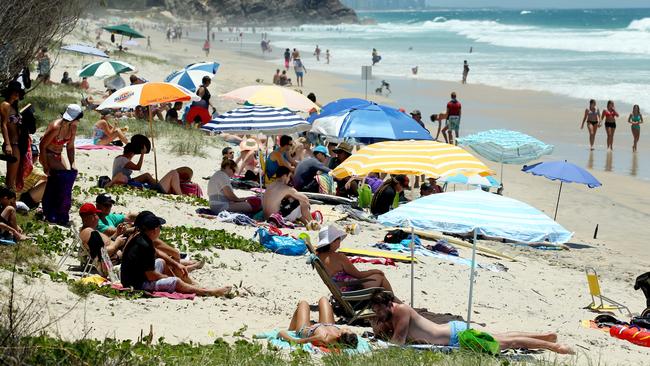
554;181;563;221
258;145;263;188
466;228;478;329
148;108;158;181
410;224;415;307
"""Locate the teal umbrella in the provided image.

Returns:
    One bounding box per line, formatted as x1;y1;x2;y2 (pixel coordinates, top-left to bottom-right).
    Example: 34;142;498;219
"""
103;24;145;39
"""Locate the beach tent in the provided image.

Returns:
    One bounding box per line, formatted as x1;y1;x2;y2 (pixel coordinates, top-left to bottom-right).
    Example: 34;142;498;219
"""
522;160;601;220
96;82;199;179
220;85;319;113
165;62;220;92
331;140;492;180
309;99;432;142
379;189;573;326
457;129;554;180
61;44;108;58
103;24;145;39
78;60;135;78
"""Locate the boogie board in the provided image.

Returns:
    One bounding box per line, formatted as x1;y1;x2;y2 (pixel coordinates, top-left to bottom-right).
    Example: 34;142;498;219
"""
338;247;416;263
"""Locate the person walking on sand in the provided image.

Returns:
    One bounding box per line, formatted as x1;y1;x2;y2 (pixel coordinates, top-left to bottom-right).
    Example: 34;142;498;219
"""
581;99;601;151
326;49;331;64
314;45;321;61
628;104;643;152
294;59;307;87
462;60;470;84
203;39;210;57
601;100;619;150
443;92;462;145
284;48;291;69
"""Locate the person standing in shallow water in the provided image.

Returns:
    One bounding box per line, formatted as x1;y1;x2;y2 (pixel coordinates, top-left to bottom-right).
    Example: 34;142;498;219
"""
601;100;619;151
581;99;601;151
462;60;470;84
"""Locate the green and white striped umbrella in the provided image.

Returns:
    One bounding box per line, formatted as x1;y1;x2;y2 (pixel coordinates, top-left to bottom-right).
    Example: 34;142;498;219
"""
77;60;136;78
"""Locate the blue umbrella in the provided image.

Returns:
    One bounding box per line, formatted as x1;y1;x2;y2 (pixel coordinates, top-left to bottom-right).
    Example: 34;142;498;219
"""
522;160;602;220
457;129;554;180
379;189;572;326
309;100;432;142
438;173;501;188
165;62;220;92
61;44;109;58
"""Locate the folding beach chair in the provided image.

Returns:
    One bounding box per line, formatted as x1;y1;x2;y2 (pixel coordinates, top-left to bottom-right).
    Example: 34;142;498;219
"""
585;267;631;316
305;240;387;324
56;224;82;271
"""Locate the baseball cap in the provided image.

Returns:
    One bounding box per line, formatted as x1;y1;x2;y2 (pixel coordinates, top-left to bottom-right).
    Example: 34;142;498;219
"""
62;104;84;122
410;109;421;116
95;193;115;205
134;211;166;230
313;145;330;157
79;203;101;216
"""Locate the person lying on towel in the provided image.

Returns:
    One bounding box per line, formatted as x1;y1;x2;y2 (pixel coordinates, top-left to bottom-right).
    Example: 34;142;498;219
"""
370;292;574;354
316;225;394;293
279;297;358;349
262;166;317;228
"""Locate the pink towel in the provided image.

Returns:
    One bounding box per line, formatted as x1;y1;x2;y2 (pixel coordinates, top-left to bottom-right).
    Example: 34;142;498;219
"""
76;145;122;151
151;291;196;300
349;256;397;267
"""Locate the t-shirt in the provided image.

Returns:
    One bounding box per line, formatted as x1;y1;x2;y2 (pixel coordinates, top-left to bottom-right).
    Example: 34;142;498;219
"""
293;157;331;190
371;185;396;216
120;234;155;289
112;156;132;179
207;170;232;213
165;109;178;122
97;213;126;233
447;100;462;116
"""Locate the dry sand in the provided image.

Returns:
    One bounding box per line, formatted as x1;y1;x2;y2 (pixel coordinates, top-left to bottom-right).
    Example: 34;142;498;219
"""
2;16;650;365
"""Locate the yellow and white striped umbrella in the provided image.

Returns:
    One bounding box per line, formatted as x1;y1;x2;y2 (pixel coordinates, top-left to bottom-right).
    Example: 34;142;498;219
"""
331;140;493;179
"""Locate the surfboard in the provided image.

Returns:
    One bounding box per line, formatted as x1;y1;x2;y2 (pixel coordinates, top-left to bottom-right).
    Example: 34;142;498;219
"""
303;192;355;205
338;247;416;263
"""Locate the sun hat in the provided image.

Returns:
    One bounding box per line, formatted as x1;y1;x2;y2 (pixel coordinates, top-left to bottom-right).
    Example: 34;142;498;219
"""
130;134;151;154
410;109;421;116
313;145;330;157
79;203;102;216
334;141;353;155
240;138;259;152
1;81;25;99
134;211;166;230
62;104;83;121
316;225;347;249
176;166;193;182
95;193;115;205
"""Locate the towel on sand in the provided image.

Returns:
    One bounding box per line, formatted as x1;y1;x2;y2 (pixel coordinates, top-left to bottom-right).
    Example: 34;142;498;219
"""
75;139;122;150
254;329;371;354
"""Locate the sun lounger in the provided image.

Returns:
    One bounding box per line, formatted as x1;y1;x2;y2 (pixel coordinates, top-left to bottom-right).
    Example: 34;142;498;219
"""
304;240;388;324
585;267;631;316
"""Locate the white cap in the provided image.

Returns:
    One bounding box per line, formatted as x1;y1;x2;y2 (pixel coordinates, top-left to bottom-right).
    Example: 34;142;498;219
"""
316;225;347;249
62;104;83;121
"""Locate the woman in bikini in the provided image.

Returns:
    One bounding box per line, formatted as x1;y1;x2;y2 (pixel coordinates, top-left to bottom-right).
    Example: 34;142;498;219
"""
601;100;619;151
581;99;601;151
315;225;393;292
39;104;82;224
1;81;25;190
628;104;643;153
93;110;128;146
279;297;358;349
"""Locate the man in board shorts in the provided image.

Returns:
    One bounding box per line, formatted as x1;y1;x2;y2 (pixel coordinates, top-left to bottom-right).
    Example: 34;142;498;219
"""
444;92;462;144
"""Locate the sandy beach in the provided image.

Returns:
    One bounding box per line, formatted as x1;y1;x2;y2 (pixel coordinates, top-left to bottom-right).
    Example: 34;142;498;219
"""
2;12;650;365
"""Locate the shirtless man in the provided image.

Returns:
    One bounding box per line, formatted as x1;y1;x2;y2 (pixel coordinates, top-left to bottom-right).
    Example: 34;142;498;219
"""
262;166;312;225
370;292;574;354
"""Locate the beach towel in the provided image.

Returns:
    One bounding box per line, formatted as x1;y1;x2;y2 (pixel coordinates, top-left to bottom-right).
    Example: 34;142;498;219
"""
254;329;371;354
42;169;77;225
75;138;122;150
373;339;457;353
349;256;397;267
315;173;334;195
216;211;257;227
254;228;306;256
268;213;296;229
180;182;203;197
108;283;195;300
333;205;377;223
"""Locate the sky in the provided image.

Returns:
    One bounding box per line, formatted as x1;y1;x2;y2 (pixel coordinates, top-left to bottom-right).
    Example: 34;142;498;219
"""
425;0;649;8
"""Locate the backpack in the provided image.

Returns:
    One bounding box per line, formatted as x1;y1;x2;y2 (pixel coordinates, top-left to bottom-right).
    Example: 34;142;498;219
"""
357;183;372;208
384;229;409;243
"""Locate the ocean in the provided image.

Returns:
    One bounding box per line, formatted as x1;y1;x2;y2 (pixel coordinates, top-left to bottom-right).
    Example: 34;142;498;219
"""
265;8;650;109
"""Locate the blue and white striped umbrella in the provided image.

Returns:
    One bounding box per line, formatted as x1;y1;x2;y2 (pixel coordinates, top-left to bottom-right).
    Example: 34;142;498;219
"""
457;129;553;164
202;105;311;135
379;189;572;244
164;61;220;92
438;173;501;188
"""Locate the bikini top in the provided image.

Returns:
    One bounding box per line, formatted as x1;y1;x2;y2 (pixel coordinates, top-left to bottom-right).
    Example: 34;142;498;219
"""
52;126;72;146
8;114;22;125
632;115;642;122
603;109;618;119
587;108;599;120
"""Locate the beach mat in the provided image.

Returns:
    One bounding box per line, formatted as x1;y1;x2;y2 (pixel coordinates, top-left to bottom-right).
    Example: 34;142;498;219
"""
338;247;416;262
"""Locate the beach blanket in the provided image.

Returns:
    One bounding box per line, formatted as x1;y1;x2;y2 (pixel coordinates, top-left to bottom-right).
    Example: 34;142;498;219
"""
349;256;397;267
373;339;457;353
75;138;122;150
216;211;257;227
42;169;77;225
334;205;377;223
77;277;196;300
254;329;371;354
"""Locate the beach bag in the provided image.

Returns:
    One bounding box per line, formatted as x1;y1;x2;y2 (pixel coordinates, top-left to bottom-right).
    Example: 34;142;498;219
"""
180;182;203;197
384;229;409;244
357;183;372;208
458;329;500;356
254;228;307;256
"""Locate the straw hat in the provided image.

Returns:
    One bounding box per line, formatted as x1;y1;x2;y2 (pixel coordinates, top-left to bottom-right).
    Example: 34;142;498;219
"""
316;225;347;249
240;138;259;152
334;141;353;155
176;166;193;182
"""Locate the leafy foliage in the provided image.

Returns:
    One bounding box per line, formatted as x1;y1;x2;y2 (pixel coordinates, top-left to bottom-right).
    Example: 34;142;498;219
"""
160;226;263;253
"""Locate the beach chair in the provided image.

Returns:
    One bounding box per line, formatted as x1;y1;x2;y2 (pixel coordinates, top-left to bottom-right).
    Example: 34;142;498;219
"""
305;240;386;324
585;267;631;316
56;225;82;271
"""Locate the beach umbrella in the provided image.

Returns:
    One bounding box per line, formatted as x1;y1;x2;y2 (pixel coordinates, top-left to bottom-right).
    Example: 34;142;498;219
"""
78;60;136;78
306;98;370;122
309;100;432;142
103;24;145;39
457;129;554;180
165;62;220;92
522;160;602;220
220;85;319;113
438;173;500;188
379;189;573;326
96;82;199;179
202;105;310;135
61;44;108;58
330;140;492;179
